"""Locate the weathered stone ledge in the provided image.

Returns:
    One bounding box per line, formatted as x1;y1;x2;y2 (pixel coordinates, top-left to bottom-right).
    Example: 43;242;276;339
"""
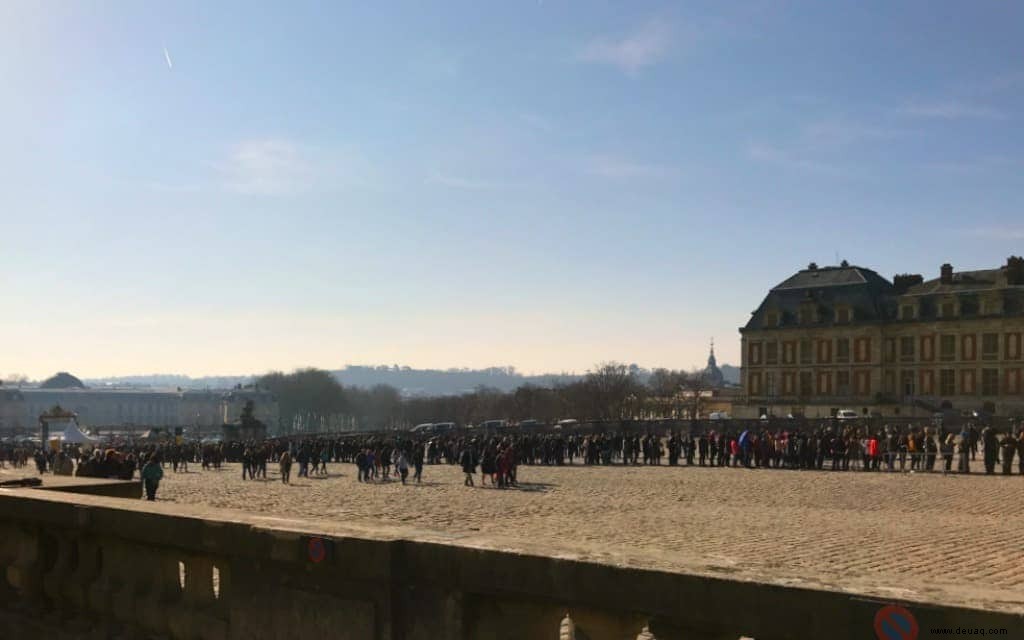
2;490;1020;639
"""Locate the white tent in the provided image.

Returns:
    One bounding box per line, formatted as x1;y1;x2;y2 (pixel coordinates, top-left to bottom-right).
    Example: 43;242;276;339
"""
61;423;99;444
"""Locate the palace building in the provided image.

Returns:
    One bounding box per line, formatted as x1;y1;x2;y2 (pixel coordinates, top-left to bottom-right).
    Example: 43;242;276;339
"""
736;256;1024;419
0;384;278;435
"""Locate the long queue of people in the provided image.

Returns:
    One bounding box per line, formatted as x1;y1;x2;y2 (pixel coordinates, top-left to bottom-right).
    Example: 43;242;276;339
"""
5;422;1023;499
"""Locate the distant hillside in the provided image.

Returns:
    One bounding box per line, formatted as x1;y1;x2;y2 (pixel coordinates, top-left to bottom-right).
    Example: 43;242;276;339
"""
720;364;740;385
331;366;580;397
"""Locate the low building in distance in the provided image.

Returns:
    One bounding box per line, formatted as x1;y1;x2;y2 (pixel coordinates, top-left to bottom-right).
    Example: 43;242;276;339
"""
0;376;279;435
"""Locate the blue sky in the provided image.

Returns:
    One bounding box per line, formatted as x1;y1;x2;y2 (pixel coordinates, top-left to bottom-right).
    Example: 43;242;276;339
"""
2;1;1022;379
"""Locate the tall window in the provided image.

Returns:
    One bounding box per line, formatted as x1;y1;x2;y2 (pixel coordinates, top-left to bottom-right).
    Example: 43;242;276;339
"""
900;336;915;362
765;342;778;365
961;369;976;395
800;339;812;365
940;369;955;396
1007;369;1022;395
885;339;896;363
1006;333;1022;360
981;369;999;396
837;371;851;395
836;339;850;363
749;342;762;365
799;371;812;396
962;334;976;361
817;371;831;395
940;335;956;361
982;333;998;361
900;370;915;396
855;338;872;363
783;341;796;364
941;302;956;318
919;370;935;395
920;335;935;361
817;339;832;363
855;371;871;395
765;372;776;396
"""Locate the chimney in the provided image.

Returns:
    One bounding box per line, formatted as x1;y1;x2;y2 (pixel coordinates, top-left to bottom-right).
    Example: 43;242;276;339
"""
807;262;818;271
940;263;953;284
1007;255;1024;285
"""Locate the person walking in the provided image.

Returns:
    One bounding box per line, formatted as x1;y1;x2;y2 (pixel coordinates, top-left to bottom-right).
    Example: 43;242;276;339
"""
279;450;292;484
941;432;955;473
396;450;410;485
355;448;368;482
982;426;999;475
141;455;164;501
412;443;424;484
1018;429;1024;476
956;428;971;474
1000;431;1016;475
460;445;476;487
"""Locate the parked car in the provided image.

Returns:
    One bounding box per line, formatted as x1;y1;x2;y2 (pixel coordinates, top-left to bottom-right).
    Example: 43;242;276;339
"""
836;409;859;420
554;419;579;430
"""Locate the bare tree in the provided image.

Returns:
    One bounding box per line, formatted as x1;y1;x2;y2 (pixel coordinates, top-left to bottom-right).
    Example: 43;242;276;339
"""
679;368;712;419
583;362;645;421
647;368;687;418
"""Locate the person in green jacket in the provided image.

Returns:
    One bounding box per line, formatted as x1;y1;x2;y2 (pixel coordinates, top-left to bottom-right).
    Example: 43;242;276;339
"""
141;456;164;501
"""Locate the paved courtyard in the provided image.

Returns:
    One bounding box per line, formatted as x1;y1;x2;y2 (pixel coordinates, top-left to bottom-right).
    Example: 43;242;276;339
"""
141;461;1024;613
5;460;1022;613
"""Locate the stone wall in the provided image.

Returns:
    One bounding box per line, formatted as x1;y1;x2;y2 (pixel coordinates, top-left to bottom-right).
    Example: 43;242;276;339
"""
1;489;1020;639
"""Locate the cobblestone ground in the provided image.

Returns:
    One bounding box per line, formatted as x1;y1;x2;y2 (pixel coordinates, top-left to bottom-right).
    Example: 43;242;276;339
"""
144;461;1024;613
6;461;1021;612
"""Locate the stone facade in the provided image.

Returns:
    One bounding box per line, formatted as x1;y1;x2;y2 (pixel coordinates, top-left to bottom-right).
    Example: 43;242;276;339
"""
737;258;1024;419
0;389;26;433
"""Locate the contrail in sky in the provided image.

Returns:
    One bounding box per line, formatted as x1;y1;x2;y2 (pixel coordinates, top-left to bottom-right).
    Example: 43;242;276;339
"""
163;46;173;70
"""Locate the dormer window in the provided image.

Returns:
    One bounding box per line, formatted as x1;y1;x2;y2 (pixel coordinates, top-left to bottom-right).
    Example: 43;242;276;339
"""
799;302;816;324
835;306;851;323
941;301;956;318
901;304;915;320
981;296;1002;316
764;310;779;328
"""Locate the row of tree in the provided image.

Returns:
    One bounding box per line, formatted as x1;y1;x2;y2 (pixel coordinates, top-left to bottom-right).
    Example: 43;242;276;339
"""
257;364;716;434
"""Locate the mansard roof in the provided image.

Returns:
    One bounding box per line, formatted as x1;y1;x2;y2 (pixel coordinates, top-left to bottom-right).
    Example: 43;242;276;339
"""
742;258;1024;332
743;265;894;331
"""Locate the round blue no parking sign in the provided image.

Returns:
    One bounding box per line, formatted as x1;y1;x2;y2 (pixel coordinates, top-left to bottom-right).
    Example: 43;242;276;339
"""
307;537;327;563
874;604;919;640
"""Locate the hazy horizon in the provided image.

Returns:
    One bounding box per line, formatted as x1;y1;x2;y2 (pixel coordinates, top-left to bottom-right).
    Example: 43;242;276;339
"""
2;2;1021;381
10;359;741;385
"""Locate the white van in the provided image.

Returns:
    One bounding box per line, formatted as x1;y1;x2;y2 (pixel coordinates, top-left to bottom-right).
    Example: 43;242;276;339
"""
836;409;859;420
